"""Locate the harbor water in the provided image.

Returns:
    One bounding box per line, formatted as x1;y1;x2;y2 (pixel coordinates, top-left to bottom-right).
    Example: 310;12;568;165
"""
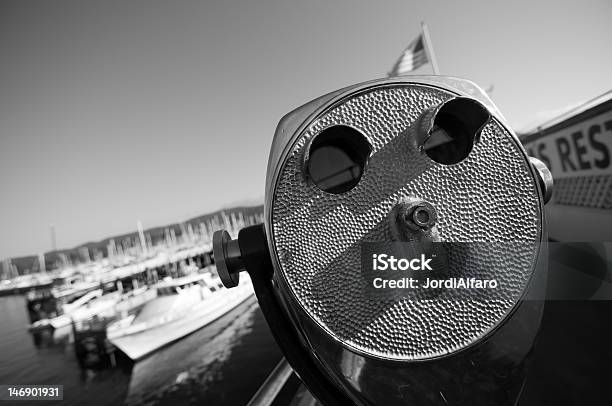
0;294;282;405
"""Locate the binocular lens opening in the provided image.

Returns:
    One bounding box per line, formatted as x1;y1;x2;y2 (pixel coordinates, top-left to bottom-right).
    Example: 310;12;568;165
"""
423;98;490;165
306;125;371;194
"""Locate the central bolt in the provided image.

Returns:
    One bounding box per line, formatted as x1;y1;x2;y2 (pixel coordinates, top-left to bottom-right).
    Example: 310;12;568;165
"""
403;201;437;230
413;207;431;227
391;199;439;239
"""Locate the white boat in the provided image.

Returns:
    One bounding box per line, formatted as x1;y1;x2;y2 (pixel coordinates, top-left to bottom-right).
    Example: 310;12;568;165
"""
0;273;54;296
28;281;103;330
107;270;253;360
29;282;157;331
70;286;158;325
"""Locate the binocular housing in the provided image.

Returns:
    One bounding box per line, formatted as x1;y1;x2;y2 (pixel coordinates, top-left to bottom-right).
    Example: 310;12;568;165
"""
214;76;552;405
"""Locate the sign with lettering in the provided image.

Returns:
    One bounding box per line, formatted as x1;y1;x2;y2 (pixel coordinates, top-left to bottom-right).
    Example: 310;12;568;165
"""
523;110;612;179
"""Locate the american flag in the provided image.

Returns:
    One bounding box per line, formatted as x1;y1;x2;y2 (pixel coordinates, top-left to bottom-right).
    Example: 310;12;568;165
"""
389;35;428;76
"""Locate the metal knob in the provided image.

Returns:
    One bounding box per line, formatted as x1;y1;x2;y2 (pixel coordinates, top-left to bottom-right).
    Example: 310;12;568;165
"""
212;230;245;288
529;157;554;204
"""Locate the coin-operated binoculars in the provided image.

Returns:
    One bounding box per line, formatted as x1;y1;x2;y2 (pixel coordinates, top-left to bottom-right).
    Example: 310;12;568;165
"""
213;76;553;406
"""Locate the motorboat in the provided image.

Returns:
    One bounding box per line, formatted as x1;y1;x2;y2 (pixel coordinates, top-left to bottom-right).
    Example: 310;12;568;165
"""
107;268;253;360
28;281;103;330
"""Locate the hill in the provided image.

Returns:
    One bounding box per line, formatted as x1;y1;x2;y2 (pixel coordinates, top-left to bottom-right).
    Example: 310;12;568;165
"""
6;205;263;275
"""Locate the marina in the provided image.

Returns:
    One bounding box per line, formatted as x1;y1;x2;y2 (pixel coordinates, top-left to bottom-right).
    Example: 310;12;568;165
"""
0;292;282;406
0;209;282;405
0;209;268;400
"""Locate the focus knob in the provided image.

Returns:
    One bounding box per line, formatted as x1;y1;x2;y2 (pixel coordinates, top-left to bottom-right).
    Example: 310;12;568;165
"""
212;230;244;288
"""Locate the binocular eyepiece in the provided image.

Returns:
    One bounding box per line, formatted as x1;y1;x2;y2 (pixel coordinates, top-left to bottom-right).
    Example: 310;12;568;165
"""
214;76;552;405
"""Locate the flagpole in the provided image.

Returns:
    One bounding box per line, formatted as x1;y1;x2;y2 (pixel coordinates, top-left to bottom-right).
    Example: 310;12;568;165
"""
421;21;440;75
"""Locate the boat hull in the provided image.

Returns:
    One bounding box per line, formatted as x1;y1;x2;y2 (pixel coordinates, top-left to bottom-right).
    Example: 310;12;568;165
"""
109;283;254;360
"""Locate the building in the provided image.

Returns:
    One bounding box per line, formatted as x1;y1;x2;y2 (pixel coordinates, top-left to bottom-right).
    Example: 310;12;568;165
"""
520;90;612;242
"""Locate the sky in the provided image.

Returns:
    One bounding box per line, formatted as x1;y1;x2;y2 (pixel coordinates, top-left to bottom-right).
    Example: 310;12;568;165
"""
0;0;611;259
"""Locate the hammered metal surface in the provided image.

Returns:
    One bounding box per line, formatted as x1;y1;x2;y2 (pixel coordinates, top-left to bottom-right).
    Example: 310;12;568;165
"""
270;84;542;361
